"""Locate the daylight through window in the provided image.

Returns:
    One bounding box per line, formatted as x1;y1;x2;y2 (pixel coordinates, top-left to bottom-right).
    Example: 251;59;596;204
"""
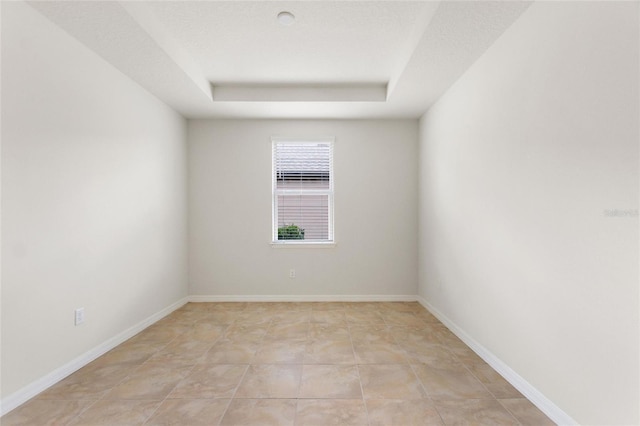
272;138;334;243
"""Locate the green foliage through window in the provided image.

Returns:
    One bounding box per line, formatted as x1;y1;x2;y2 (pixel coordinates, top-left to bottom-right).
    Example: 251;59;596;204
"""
278;224;305;240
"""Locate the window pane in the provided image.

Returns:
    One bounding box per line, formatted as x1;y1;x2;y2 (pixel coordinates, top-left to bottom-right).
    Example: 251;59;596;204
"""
277;194;329;240
272;139;334;243
275;143;331;190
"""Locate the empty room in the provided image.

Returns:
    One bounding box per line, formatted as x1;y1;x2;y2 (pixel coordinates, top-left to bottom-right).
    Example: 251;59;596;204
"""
1;1;638;425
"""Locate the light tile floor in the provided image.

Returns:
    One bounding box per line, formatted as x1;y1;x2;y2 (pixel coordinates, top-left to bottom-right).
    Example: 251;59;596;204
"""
2;302;555;425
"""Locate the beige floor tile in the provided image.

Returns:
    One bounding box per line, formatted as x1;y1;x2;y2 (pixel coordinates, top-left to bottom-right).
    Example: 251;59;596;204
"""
359;364;426;399
147;338;214;365
250;302;301;311
169;364;247;399
234;364;302;398
164;310;210;323
391;325;442;346
209;302;248;312
304;339;355;364
403;342;454;365
270;311;311;324
310;310;347;324
349;325;395;343
498;398;555;426
344;302;383;311
93;342;160;366
224;324;270;342
233;312;275;326
381;311;428;327
0;400;95;426
68;399;161;425
451;346;486;366
353;341;408;364
299;302;317;310
266;322;309;340
434;399;519;425
415;309;440;323
291;302;314;312
308;302;346;311
254;339;306;363
104;363;192;400
176;302;211;312
345;310;386;324
295;399;368;426
412;359;492;399
206;310;242;324
2;303;551;426
283;302;314;311
221;399;297;425
182;322;228;342
366;399;444;425
413;360;492;400
38;363;137;400
153;316;195;328
201;339;259;364
299;365;362;399
145;399;230;425
128;324;187;346
478;377;523;399
378;302;422;312
308;323;350;340
461;362;495;383
434;327;467;349
73;359;137;379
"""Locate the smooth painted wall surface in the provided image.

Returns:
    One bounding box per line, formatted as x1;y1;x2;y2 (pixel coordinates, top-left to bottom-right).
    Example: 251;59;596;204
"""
1;2;188;398
189;119;418;297
418;2;638;424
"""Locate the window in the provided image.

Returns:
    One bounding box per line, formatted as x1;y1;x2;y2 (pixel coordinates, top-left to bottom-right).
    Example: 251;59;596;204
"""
272;138;334;244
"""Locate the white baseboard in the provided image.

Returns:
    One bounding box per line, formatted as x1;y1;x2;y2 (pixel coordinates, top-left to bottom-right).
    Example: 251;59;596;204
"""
0;297;189;417
416;296;575;426
189;294;418;303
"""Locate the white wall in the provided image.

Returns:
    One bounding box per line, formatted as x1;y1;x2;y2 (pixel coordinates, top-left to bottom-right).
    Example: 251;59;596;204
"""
1;2;188;401
189;119;418;298
418;2;638;425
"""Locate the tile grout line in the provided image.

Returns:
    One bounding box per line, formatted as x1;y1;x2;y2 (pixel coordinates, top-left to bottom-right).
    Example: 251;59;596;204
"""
210;303;252;426
145;305;245;425
219;306;270;425
139;316;207;425
62;399;100;426
394;311;450;426
292;313;311;425
439;322;525;426
346;311;371;426
64;320;190;425
495;399;526;426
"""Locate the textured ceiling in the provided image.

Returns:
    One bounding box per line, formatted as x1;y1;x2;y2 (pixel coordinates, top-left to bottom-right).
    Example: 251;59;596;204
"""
27;1;532;119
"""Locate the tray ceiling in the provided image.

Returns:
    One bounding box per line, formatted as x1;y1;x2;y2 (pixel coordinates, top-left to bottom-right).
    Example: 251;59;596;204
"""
28;1;531;119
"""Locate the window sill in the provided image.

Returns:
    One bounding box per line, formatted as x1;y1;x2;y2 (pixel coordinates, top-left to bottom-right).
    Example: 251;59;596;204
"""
270;241;336;249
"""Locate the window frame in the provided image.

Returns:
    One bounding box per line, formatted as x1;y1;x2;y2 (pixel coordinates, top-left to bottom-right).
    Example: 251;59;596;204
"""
271;137;335;246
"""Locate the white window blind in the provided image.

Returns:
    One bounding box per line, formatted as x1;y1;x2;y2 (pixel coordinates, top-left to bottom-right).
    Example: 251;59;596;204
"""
272;138;334;243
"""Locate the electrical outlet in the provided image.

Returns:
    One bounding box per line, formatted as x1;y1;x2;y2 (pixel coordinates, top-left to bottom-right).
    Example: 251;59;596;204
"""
74;308;85;326
289;269;296;278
